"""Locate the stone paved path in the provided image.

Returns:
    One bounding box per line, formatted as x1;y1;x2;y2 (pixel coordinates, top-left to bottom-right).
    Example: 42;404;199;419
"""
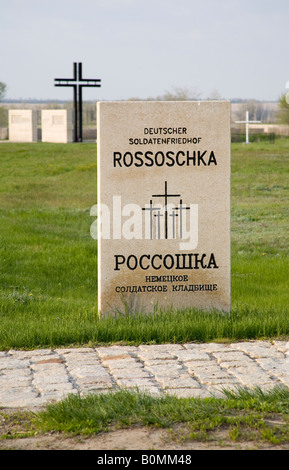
1;340;289;409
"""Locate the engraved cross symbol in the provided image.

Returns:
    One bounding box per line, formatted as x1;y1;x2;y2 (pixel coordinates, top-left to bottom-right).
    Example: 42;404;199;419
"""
142;200;159;239
151;181;180;239
175;199;190;238
143;181;191;240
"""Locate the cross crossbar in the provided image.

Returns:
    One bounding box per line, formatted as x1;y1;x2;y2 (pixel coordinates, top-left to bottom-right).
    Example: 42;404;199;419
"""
235;110;261;144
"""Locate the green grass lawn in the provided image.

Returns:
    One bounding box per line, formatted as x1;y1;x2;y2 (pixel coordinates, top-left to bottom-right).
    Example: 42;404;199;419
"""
0;140;288;350
35;387;289;445
3;387;289;447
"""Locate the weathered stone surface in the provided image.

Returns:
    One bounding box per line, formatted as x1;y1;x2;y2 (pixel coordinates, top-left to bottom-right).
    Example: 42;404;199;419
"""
41;109;73;143
9;110;37;142
97;100;231;316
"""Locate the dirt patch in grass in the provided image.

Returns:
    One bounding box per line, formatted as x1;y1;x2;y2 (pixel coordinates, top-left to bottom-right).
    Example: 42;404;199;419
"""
1;408;289;451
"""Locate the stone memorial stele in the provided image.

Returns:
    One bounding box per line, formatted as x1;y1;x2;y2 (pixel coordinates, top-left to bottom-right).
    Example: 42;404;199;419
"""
41;109;73;143
97;101;231;316
9;109;37;142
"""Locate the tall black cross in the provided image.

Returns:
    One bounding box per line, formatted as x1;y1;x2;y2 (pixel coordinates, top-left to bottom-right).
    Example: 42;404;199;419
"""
152;181;180;239
54;62;101;142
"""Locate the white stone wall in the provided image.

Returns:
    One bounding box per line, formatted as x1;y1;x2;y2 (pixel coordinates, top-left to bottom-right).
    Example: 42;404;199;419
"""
9;110;38;142
41;110;73;143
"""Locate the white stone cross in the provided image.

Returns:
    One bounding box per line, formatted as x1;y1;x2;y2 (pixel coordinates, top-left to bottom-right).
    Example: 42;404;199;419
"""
235;110;260;144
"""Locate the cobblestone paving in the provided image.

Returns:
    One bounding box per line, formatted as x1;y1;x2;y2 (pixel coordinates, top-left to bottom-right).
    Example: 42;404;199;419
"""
1;340;289;408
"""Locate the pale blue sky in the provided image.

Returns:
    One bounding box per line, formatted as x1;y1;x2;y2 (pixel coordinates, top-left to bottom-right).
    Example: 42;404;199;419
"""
1;0;289;101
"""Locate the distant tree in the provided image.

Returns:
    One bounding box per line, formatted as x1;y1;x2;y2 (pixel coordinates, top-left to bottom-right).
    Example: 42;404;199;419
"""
276;94;289;125
127;96;142;101
235;99;278;123
157;86;201;101
127;86;202;102
0;82;7;101
0;82;7;127
236;99;263;122
207;89;222;100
